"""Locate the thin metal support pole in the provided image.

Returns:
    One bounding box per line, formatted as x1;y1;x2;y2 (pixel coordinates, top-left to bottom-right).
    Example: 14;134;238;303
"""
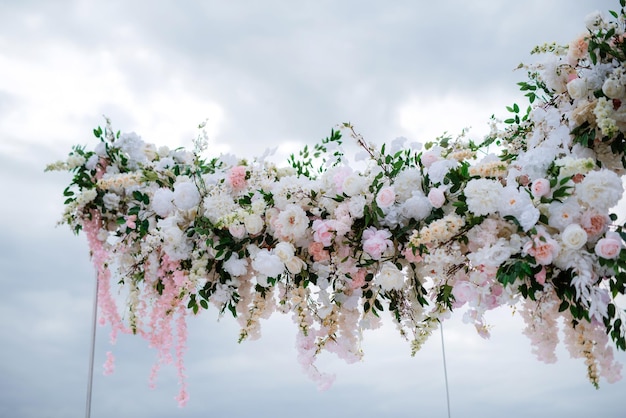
440;323;451;418
85;275;99;418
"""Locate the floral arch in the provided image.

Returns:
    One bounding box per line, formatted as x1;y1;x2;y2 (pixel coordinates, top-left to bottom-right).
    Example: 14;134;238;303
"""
47;3;626;406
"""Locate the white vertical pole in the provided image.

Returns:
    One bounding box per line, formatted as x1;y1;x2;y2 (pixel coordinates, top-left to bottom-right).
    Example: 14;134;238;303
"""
440;323;451;418
85;275;98;418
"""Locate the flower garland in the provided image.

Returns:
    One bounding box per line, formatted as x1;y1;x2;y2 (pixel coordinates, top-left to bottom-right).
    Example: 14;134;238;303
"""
47;3;626;406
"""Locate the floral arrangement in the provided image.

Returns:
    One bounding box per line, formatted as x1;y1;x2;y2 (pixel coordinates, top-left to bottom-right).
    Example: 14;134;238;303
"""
47;2;626;406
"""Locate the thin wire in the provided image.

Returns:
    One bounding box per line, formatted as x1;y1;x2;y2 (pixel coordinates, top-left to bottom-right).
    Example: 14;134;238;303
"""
85;275;99;418
440;322;452;418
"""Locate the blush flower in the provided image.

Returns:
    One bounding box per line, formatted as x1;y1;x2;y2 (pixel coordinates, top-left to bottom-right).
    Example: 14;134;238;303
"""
595;232;623;259
523;227;560;265
362;227;393;260
376;186;396;208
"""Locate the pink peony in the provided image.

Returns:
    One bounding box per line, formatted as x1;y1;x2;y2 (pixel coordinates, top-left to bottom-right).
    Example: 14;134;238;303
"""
362;227;393;260
312;219;334;247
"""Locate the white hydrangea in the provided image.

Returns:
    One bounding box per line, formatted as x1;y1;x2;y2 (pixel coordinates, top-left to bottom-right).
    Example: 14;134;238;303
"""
173;180;201;211
152;188;175;218
102;192;121;211
400;191;432;221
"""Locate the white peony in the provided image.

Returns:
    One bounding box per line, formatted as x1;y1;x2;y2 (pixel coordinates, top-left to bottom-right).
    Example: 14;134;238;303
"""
401;192;432;221
464;178;503;216
342;173;367;197
275;204;309;242
548;198;581;231
376;262;405;291
274;241;295;262
251;249;284;278
427;159;458;185
576;169;624;212
102;192;121;211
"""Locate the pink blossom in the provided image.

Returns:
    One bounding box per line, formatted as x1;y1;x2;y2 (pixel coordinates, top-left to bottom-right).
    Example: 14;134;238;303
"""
308;241;330;262
312;219;334;247
103;351;115;376
451;280;475;307
402;246;423;263
227;165;248;191
595;233;623;259
375;186;396;208
124;214;137;229
427;187;446;208
523;228;559;265
362;227;393;260
350;269;366;289
531;178;551;198
535;266;547;285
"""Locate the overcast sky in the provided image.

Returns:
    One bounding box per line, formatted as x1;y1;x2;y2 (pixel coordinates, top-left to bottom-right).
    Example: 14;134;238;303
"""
1;1;625;417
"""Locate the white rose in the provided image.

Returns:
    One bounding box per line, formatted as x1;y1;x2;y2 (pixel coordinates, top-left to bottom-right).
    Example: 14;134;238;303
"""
285;256;305;275
561;223;588;250
274;241;295;262
602;78;625;99
244;213;264;235
342;174;367;197
376;262;405;291
566;77;588;100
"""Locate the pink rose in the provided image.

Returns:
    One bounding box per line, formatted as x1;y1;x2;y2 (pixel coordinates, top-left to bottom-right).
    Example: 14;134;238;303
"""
595;232;623;259
427;187;446;208
421;151;439;168
376;186;396;208
531;178;550;198
362;227;393;260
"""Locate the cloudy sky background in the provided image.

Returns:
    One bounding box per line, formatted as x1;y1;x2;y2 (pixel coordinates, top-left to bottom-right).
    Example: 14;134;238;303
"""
2;0;626;417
